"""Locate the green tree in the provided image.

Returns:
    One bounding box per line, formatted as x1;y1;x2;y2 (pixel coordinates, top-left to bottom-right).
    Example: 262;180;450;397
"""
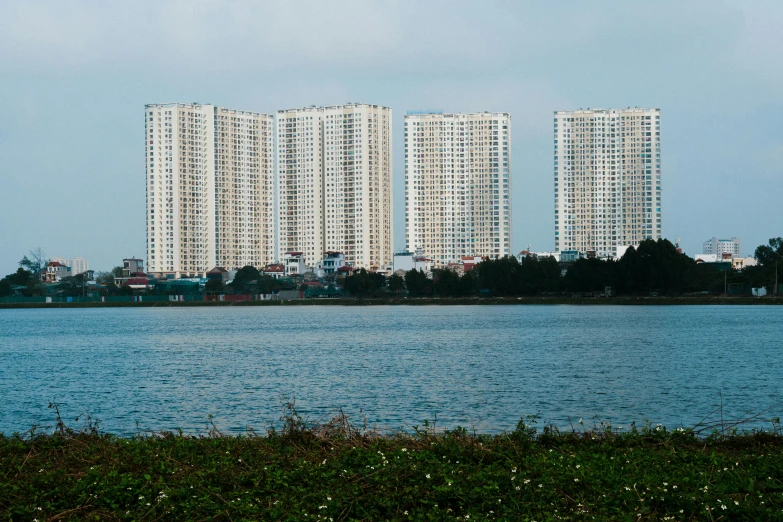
205;278;225;295
57;272;91;297
96;267;123;285
388;274;405;293
404;269;432;297
433;269;460;297
343;269;377;297
19;248;48;282
230;265;262;291
458;270;477;296
755;237;783;267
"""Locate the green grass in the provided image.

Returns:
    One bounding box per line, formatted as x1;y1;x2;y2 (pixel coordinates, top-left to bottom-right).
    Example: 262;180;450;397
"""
2;409;783;521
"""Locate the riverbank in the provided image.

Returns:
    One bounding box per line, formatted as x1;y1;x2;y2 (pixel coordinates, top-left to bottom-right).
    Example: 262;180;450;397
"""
3;417;782;520
1;295;782;308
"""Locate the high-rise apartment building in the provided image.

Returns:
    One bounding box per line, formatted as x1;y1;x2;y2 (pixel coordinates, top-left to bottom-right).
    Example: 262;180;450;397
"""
703;237;741;257
277;103;392;269
145;103;274;277
554;108;662;258
405;111;511;264
277;107;324;264
70;257;89;276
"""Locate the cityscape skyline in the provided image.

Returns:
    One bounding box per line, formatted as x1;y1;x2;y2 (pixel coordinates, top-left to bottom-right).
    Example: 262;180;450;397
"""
2;1;781;272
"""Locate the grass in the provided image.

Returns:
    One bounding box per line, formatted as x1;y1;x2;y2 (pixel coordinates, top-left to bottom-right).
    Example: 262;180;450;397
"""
2;406;783;521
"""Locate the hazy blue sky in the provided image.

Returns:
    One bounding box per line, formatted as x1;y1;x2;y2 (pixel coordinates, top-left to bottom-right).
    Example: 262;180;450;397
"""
1;0;781;272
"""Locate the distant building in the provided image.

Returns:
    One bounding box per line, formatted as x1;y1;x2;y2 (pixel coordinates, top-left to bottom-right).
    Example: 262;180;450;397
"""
554;108;662;258
123;258;144;275
517;251;560;262
206;267;235;284
70;257;89;275
277;103;393;269
461;256;483;272
145;103;275;278
405;111;512;265
282;252;307;277
732;257;757;270
43;261;70;283
317;251;346;277
393;251;433;274
559;250;583;263
115;258;148;286
703;237;741;258
693;254;719;263
262;264;285;279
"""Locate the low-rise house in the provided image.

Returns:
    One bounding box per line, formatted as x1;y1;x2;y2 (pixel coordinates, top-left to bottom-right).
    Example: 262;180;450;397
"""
732;257;757;270
318;251;346;277
262;264;285;279
283;252;307;276
206;267;234;284
446;262;465;276
123;277;152;290
337;265;355;277
43;261;70;283
461;256;483;272
115;258;147;286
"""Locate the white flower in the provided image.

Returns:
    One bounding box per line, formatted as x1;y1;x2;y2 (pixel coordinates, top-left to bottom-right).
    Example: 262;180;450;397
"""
426;474;431;479
574;478;579;482
327;497;331;501
401;448;407;452
721;505;727;510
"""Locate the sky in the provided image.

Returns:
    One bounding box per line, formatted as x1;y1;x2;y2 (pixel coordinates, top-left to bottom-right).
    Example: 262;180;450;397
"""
1;0;782;273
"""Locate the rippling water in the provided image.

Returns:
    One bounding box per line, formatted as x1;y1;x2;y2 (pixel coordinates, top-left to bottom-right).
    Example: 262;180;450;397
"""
1;305;781;435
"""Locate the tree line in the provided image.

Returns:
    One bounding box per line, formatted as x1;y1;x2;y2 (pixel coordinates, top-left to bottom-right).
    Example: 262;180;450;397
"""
3;238;781;298
342;238;783;298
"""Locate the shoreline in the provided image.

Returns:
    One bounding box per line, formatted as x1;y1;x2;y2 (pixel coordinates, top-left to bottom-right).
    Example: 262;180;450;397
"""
2;295;782;308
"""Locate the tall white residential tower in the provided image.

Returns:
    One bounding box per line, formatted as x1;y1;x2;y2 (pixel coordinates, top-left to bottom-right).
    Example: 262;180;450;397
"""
554;108;661;258
145;103;274;277
277;103;392;269
276;107;325;264
405;111;511;265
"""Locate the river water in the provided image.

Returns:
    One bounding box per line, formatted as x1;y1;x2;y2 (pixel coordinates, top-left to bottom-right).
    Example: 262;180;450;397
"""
1;305;781;435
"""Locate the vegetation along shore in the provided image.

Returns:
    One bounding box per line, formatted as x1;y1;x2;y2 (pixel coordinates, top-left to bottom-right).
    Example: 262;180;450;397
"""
3;406;783;520
1;295;783;309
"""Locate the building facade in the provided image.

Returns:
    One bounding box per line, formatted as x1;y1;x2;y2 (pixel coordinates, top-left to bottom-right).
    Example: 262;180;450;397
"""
405;111;511;265
277;107;324;265
554;108;662;258
70;257;89;276
145;103;274;277
703;237;740;258
277;103;392;269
